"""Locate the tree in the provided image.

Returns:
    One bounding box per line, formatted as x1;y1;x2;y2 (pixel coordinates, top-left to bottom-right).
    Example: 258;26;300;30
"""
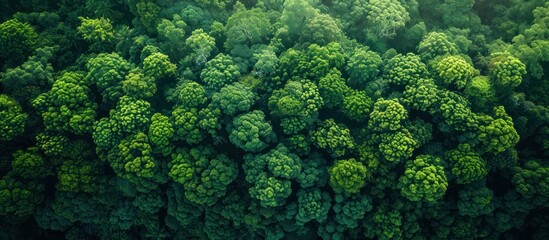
329;159;367;194
341;90;373;121
417;32;459;62
434;55;478;90
108;132;164;192
488;52;527;93
368;98;408;132
300;13;345;46
77;17;115;51
346;48;382;89
366;0;410;39
122;68;156;99
477;106;520;155
185;29;216;66
211;82;255;116
228;110;275;152
85;52;132;104
269;79;323;134
142;52;176;80
148;113;174;156
310;119;355;158
156;14;186;60
0;176;44;216
295;188;331;225
318;68;349;109
111;96;152;135
0;19;38;68
383;53;428;87
200;54;241;93
168;146;238;206
33;72;97;135
0;95;28;141
243;144;302;207
225;8;271;49
1;47;54;106
398;154;448;202
445;144;488;184
277;0;319;46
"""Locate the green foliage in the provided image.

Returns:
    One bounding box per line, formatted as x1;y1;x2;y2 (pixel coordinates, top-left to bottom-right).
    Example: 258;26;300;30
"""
506;2;549;79
458;183;495;217
368;98;408;132
0;95;28;141
243;144;302;207
489;52;527;92
437;90;474;132
35;131;69;157
122;68;156;99
1;1;547;239
142;52;176;80
11;148;47;179
434;55;477;90
296;152;328;187
185;29;216;66
174;81;207;108
277;42;345;82
229;110;274;152
401;78;440;112
111;96;152;135
366;0;410;39
136;1;160;33
310;119;355;158
0;176;44;216
194;0;232;9
269;79;323;134
366;206;403;240
252;48;278;77
329;159;367;194
341;90;373;121
379;129;419;163
477;106;520;154
34;72;97;135
225;8;271;49
198;103;222;137
300;13;345;46
92;118;120;155
0;19;38;67
417;32;459;62
277;0;319;46
57;158;99;193
383;53;428;87
212;82;254;116
446;143;488;184
156;14;186;59
318;68;349;109
398;154;448;202
513;160;549;204
200;53;241;93
346;48;382;89
168;146;238;206
295;188;331;225
77;17;115;44
171;107;203;145
148;113;174;156
333;193;372;229
1;47;54;104
464;76;498;112
85;53;132;104
108;132;164;192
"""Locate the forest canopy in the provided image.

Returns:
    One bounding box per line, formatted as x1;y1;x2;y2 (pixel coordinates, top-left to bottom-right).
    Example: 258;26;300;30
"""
1;0;549;239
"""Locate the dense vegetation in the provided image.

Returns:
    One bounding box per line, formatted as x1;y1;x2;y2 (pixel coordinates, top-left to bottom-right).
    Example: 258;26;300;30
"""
1;0;548;239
